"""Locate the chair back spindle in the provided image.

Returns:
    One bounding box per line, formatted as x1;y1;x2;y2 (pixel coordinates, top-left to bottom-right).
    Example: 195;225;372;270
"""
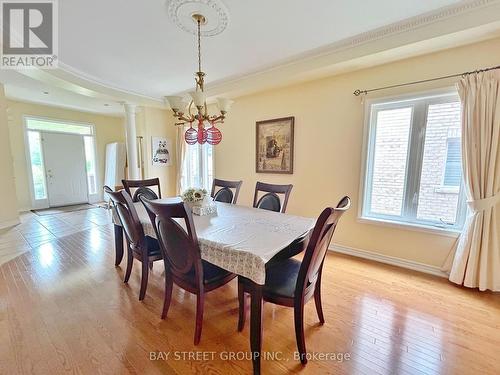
253;182;293;213
122;178;161;202
211;178;243;204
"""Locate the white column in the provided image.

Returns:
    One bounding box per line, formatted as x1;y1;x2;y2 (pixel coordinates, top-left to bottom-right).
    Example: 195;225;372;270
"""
0;83;19;227
123;103;140;179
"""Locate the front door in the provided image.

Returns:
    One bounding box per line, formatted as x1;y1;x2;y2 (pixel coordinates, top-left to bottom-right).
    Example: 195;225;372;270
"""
42;132;88;207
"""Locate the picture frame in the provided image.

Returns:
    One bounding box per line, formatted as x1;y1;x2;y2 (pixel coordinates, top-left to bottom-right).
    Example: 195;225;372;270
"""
256;116;294;174
151;137;172;166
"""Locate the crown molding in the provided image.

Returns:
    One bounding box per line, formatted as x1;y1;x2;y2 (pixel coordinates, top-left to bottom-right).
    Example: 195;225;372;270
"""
201;0;500;97
322;0;498;52
11;0;500;106
55;62;164;104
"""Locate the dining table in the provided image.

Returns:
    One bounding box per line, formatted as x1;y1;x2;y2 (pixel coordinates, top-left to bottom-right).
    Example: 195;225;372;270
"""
112;199;316;374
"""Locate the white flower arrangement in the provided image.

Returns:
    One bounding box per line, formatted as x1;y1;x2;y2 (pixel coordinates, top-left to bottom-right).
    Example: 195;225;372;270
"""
182;188;208;204
181;188;217;216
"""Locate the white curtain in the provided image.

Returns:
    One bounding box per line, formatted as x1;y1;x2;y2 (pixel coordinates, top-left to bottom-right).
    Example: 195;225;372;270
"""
176;124;214;192
443;70;500;291
175;125;187;195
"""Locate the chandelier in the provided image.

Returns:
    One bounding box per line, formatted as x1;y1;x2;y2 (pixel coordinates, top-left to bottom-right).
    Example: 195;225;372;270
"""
165;14;233;145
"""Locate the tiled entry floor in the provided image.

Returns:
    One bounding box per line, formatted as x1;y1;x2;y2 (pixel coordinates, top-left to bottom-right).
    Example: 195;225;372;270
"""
0;207;113;266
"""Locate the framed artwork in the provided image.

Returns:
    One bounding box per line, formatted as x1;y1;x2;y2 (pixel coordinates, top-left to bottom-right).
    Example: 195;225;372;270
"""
256;116;294;174
151;137;172;166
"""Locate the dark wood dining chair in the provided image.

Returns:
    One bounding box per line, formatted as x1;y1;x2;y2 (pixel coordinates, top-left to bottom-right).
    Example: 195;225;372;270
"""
253;181;293;213
238;196;351;364
210;178;243;204
140;198;236;345
122;178;161;202
104;185;125;266
107;189;163;300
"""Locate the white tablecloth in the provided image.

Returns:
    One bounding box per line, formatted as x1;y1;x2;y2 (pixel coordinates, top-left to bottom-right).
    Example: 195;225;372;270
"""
115;200;316;284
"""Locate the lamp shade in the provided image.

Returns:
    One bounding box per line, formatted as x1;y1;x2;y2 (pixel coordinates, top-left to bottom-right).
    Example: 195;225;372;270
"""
165;96;185;111
189;91;206;107
216;97;234;112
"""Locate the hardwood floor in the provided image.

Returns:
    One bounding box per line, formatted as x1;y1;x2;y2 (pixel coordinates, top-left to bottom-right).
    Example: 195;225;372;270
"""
0;209;499;374
0;207;109;266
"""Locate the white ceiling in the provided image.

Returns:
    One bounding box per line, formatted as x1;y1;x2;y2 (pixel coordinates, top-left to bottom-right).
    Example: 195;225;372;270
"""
2;0;500;115
58;0;462;98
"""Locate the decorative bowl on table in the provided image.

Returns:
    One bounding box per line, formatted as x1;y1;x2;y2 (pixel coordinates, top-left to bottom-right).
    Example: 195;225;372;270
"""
181;188;217;216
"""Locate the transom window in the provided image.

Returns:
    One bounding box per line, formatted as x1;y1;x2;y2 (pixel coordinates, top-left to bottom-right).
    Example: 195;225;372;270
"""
26;117;94;135
361;91;466;231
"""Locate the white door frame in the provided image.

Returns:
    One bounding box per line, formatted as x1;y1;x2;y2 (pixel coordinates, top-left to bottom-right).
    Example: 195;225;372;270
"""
23;116;100;209
41;131;89;207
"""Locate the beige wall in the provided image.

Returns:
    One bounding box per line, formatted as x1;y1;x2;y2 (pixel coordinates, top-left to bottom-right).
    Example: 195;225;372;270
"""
136;106;177;196
7;100;125;210
216;37;500;268
0;85;19;227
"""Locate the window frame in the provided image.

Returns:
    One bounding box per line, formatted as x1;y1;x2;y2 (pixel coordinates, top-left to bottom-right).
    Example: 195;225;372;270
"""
358;88;467;235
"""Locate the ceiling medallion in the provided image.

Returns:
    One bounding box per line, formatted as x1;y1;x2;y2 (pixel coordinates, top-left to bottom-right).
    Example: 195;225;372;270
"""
167;0;229;36
165;13;233;146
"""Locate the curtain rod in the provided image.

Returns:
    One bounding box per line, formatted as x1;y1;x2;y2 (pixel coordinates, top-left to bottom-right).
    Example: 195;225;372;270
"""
353;65;500;96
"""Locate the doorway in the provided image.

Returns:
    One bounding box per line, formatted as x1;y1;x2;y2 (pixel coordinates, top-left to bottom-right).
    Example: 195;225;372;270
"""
42;132;88;206
24;117;98;209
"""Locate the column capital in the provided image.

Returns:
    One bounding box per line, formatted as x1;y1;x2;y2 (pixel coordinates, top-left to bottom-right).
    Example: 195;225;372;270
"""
121;102;137;114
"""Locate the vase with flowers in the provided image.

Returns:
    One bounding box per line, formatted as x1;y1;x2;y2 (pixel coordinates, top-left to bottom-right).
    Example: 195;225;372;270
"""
181;188;217;216
182;188;207;207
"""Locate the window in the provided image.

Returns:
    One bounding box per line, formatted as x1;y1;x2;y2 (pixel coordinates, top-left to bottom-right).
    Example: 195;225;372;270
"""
26;117;93;135
27;131;47;200
83;136;97;195
361;91;466;231
180;143;214;193
443;137;462;187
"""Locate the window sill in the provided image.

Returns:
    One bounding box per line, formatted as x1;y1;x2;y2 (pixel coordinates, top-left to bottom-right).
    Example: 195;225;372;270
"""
358;216;461;238
434;186;460;194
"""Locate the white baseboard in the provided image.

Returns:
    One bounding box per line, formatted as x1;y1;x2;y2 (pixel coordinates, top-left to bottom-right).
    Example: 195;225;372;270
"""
0;218;20;230
88;194;102;204
329;244;448;278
